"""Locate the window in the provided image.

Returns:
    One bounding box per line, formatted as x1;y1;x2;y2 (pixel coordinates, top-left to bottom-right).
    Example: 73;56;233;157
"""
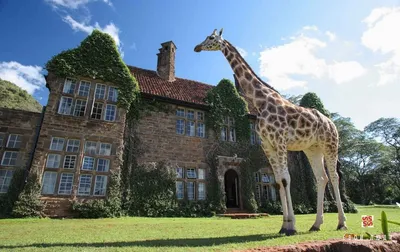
41;172;57;194
63;78;76;94
186;121;195;136
186;168;197;179
78;175;92;196
0;170;14;193
262;173;270;183
63;155;76;169
197;123;205;138
50;137;65;151
7;134;22;148
254;171;276;202
66;139;80;153
104;104;116;121
82;156;95;170
250;122;262;145
198;169;205;180
78;81;91;97
176;119;185;135
99;143;111;156
176;108;205;138
94;175;107;196
85;141;97;155
187;182;195;200
221;117;236;142
97;159;110;172
176;181;184;199
107;87;118;102
91;102;103;120
95;84;106;99
255;173;260;183
58;173;74;195
198;182;206;200
46;154;61;168
0;134;4;147
1;151;18;166
176;167;183;179
255;185;261;200
58;97;73;115
73;100;87;117
176;108;185;117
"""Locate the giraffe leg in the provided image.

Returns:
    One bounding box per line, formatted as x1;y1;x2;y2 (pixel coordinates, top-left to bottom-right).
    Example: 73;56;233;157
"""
325;154;347;230
304;148;328;232
261;140;288;234
280;169;297;236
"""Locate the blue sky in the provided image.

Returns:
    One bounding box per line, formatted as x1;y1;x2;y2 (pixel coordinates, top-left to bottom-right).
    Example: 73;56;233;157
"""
0;0;399;129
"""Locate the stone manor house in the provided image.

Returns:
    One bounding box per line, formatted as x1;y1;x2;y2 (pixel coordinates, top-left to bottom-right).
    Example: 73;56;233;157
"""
0;41;277;216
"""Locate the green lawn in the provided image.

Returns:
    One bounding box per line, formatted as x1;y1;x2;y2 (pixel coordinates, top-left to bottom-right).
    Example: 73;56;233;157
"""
1;206;399;251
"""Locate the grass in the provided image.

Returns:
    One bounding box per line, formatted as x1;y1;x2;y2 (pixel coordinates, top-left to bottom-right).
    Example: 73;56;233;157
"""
0;206;399;251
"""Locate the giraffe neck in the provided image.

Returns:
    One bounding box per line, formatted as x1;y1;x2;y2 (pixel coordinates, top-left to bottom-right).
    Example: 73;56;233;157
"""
221;40;279;101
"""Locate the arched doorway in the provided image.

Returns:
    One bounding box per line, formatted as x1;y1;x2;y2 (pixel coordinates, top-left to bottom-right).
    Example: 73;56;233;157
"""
224;169;239;208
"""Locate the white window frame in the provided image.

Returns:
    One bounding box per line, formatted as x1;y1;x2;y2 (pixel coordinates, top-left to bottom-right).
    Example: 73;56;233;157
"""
63;155;77;169
50;137;65;151
58;173;74;195
198;168;205;180
91;102;103;120
95;83;106;100
73;99;87;117
66;139;80;153
58;96;74;115
94;175;108;196
41;171;57;194
99;143;111;156
46;154;61;168
63;78;76;94
176;181;184;200
84;141;97;155
107;86;118;102
1;151;18;166
82;156;95;171
6;134;22;148
176;119;185;135
176;167;183;179
104;104;117;122
187;181;195;200
0;169;14;193
78;80;91;97
198;182;206;200
197;123;205;138
96;159;110;172
186;168;197;179
78;174;92;196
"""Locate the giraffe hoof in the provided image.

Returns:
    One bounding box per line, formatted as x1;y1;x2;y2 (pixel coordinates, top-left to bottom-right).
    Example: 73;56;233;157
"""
337;224;348;231
309;225;320;232
285;229;297;236
278;228;287;234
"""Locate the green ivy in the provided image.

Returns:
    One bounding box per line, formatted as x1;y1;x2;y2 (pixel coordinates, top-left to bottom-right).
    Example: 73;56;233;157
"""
0;169;26;217
205;79;250;142
45;29;140;114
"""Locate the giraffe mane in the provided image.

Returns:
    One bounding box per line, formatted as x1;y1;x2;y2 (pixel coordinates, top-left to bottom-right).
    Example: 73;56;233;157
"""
224;40;280;95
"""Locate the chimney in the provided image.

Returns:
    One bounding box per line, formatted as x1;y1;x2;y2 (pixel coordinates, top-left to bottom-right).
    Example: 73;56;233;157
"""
157;41;177;81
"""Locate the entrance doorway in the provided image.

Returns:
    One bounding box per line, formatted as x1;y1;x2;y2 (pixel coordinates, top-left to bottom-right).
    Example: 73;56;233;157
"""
224;169;239;208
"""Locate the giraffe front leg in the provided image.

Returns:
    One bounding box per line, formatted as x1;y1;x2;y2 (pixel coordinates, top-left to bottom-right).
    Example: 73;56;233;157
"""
276;181;289;234
281;170;297;236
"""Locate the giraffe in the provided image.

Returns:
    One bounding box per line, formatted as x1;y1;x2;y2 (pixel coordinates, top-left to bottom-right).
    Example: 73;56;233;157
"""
194;29;347;236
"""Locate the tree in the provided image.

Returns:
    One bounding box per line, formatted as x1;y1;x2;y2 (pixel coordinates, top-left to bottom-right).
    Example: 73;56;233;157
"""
0;79;42;112
299;92;330;118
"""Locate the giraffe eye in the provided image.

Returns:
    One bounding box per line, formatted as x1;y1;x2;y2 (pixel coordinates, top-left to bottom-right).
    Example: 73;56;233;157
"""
209;36;215;40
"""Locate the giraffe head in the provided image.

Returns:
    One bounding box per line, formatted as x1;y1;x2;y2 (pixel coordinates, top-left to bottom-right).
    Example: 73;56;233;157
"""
194;28;224;52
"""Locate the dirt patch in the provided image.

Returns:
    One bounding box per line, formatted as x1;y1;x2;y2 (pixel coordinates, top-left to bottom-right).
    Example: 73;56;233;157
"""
235;233;400;252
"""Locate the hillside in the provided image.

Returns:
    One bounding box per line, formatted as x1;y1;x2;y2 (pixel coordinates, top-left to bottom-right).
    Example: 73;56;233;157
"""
0;78;42;113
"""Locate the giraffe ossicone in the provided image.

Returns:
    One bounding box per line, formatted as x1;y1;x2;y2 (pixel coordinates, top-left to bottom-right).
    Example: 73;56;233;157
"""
194;28;347;236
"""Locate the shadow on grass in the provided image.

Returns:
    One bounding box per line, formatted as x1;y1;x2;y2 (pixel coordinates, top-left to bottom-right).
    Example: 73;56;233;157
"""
0;232;310;249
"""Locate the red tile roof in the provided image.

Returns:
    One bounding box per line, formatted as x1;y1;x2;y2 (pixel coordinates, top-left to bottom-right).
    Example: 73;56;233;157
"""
129;66;212;106
129;66;257;116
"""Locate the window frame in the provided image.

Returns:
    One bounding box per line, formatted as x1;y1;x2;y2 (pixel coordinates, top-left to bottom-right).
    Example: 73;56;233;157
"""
104;104;117;122
77;174;93;196
41;171;58;195
175;107;206;138
78;80;91;97
62;78;77;94
58;173;74;195
1;151;18;166
66;139;80;153
93;175;108;196
0;169;14;193
50;137;65;151
6;134;22;149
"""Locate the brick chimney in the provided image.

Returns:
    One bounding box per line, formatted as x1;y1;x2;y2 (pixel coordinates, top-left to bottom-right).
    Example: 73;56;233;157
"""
157;41;177;82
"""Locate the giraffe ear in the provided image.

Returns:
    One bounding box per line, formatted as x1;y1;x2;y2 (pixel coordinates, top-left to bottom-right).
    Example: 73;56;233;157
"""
219;28;224;36
212;29;217;35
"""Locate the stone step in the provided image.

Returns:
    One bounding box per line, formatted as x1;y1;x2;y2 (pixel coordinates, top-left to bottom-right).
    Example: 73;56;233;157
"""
217;212;269;219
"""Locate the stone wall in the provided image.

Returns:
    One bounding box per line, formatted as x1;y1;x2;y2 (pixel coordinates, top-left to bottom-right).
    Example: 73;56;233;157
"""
30;72;126;217
0;108;42;193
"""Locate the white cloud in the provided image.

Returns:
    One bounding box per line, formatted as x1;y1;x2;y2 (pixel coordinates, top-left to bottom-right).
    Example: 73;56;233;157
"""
62;15;121;48
129;42;137;51
361;7;400;86
327;61;367;84
0;61;45;94
302;25;318;31
45;0;111;9
236;46;248;58
325;31;336;41
258;32;366;90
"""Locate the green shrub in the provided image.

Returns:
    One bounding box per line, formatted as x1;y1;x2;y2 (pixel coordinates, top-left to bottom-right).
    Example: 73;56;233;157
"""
259;201;282;215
